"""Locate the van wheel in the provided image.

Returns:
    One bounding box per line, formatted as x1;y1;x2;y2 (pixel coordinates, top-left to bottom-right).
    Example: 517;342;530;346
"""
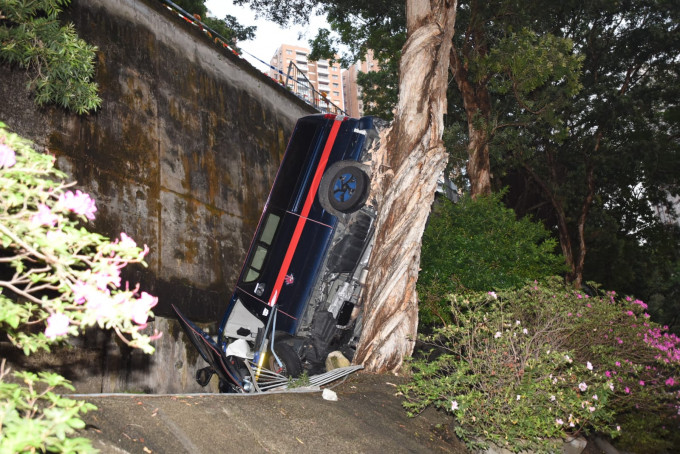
319;161;370;214
268;342;303;378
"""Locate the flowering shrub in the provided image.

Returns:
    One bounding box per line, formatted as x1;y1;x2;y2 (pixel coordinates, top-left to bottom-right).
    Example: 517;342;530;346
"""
402;277;680;453
0;123;159;452
563;285;680;451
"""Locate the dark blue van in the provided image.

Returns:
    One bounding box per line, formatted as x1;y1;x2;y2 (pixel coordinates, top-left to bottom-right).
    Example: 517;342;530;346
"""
173;114;379;392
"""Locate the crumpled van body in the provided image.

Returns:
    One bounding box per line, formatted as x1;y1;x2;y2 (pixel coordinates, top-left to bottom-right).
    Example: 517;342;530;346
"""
174;114;379;392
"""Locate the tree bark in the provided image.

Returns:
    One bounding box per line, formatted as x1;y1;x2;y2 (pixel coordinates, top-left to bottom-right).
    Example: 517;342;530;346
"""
449;46;492;197
354;0;458;373
448;0;492;197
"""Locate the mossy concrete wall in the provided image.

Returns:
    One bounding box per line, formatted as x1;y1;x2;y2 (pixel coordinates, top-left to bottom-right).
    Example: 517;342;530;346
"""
0;0;316;392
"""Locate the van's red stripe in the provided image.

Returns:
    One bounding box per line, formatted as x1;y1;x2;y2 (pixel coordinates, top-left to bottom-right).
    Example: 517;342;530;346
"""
268;118;342;306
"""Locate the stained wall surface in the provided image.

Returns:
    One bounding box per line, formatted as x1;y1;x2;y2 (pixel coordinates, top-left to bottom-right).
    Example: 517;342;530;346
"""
0;0;316;322
0;0;317;392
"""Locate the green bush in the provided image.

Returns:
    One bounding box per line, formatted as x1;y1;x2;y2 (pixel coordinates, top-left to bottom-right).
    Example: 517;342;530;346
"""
0;0;101;113
402;278;680;453
417;193;565;326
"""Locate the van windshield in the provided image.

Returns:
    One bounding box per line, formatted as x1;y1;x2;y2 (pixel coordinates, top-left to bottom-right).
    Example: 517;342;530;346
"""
243;212;281;283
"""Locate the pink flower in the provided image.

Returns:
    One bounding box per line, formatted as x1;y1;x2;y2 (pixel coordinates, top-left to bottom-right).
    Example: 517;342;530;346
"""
130;292;158;326
579;382;588;391
605;371;612;378
58;190;97;220
45;313;70;339
119;232;137;249
0;144;16;168
615;361;621;367
666;377;676;387
639;380;645;386
86;289;116;321
633;299;648;309
70;280;95;305
555;418;564;426
31;204;58;227
488;291;497;299
93;269;121;290
624;387;630;394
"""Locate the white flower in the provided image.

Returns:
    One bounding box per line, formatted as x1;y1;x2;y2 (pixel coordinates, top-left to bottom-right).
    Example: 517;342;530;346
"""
488;291;497;299
550;395;556;402
516;395;521;401
523;328;528;335
589;406;596;412
494;331;502;339
515;320;521;325
616;426;621;431
451;400;459;411
593;394;598;401
586;361;593;371
564;354;572;363
579;382;588;391
609;383;615;391
556;418;564;426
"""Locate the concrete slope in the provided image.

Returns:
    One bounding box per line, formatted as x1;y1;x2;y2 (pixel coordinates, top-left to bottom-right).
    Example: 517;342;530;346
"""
78;373;469;454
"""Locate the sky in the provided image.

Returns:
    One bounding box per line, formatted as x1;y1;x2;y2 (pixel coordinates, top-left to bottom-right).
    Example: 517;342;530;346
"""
204;0;329;73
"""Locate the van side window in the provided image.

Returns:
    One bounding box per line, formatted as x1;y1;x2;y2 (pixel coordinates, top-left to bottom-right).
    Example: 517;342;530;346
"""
243;212;281;282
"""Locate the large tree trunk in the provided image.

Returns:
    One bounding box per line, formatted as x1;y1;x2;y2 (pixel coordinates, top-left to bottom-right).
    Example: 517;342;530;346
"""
354;0;458;373
449;46;493;198
448;0;492;197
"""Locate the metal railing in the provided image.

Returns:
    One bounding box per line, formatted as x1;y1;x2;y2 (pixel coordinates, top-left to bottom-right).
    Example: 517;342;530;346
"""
282;61;346;115
159;0;346;115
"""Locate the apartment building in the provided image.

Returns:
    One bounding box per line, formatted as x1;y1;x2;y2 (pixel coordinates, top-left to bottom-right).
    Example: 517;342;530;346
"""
269;44;344;112
341;50;379;118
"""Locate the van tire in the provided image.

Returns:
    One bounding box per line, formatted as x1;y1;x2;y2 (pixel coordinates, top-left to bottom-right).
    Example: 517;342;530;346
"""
269;342;303;378
319;161;370;214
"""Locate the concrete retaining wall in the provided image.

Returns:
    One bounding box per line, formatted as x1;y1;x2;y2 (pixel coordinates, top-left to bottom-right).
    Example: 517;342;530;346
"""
0;0;317;392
